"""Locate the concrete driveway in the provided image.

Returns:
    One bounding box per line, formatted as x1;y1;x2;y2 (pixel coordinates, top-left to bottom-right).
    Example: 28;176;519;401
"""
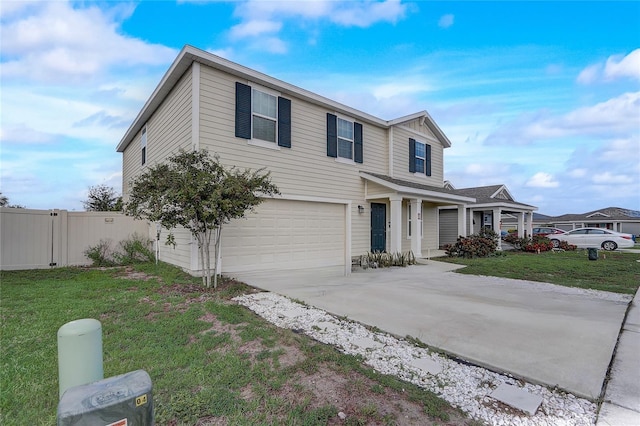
230;261;631;400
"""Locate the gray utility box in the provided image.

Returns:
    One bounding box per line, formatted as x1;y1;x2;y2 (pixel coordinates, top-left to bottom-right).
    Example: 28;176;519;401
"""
57;370;153;426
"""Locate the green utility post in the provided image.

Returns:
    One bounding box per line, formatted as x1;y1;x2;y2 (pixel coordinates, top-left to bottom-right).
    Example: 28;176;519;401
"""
57;319;104;399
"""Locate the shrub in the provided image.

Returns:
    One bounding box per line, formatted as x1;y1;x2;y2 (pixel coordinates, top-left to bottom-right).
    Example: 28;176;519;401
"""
84;233;154;267
114;233;154;264
84;239;116;267
557;240;577;251
360;251;416;269
522;236;554;253
444;228;498;258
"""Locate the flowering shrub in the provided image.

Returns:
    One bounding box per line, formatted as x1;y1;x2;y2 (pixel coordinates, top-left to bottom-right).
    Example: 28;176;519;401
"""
444;228;499;258
522;236;554;253
557;240;577;251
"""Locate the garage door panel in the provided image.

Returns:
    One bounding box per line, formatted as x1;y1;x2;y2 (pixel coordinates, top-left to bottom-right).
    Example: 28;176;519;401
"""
221;199;345;273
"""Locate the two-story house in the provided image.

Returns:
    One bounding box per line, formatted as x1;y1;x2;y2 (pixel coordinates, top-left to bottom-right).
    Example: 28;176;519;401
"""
117;45;528;276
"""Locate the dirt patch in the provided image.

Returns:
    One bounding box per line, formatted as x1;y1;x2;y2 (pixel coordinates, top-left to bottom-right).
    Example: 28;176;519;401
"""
117;266;159;282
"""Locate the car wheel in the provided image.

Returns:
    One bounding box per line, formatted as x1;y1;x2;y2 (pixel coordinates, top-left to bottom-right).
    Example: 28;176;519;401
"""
602;241;617;251
550;239;560;248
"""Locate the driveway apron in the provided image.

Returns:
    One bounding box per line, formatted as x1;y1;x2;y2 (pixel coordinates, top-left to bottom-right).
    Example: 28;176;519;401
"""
230;262;630;400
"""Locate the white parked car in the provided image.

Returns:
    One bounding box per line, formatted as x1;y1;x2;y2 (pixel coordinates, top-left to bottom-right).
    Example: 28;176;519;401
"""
548;227;635;251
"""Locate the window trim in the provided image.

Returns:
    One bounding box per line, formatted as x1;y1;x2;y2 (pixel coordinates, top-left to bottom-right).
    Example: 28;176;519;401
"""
414;141;426;174
141;126;147;166
337;116;355;160
250;85;279;144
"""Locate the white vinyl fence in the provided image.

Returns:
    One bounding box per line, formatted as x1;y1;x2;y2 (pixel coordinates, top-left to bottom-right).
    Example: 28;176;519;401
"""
0;208;149;271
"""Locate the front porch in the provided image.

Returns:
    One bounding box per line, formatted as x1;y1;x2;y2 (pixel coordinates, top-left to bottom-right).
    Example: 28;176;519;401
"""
361;172;476;255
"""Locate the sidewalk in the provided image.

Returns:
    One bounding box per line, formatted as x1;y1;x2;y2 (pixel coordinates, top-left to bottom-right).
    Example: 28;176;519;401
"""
597;287;640;425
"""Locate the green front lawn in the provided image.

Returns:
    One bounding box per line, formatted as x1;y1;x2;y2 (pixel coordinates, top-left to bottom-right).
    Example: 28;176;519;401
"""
438;249;640;294
1;264;473;426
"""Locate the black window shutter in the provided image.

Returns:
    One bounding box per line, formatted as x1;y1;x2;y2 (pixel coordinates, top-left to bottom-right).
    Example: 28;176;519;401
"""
277;97;291;148
354;122;363;163
235;82;251;139
327;113;337;158
409;138;416;173
426;144;432;176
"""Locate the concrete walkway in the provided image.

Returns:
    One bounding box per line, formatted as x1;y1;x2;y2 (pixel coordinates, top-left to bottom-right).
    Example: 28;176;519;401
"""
597;288;640;425
231;261;631;401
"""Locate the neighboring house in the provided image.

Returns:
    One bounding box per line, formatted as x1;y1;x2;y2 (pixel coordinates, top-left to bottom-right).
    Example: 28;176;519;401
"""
505;207;640;238
118;45;513;276
439;183;536;249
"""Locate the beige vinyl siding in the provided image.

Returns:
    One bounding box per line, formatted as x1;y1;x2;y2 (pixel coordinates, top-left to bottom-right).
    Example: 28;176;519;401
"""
145;68;193;168
401;118;438;139
392;126;444;186
366;181;393;196
198;66;389;256
121;67;194;271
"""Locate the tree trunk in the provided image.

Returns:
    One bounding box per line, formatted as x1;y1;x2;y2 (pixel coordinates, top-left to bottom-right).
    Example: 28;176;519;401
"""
204;229;212;289
195;232;206;287
212;226;222;289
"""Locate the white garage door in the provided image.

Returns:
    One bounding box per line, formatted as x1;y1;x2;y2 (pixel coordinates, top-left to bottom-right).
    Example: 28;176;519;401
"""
221;199;346;273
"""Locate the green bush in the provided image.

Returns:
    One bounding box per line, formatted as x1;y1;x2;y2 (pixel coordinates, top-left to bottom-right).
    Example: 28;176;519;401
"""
83;239;116;267
444;228;498;258
84;233;154;267
114;232;154;264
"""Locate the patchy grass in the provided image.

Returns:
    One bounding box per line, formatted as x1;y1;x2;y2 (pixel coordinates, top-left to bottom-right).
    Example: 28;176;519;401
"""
1;264;477;425
438;249;640;294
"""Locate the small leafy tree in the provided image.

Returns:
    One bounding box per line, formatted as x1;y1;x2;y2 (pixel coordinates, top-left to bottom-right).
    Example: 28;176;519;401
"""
125;149;279;289
0;192;25;208
83;184;123;211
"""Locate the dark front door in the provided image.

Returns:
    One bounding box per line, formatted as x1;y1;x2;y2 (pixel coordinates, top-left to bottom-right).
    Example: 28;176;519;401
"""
371;203;386;252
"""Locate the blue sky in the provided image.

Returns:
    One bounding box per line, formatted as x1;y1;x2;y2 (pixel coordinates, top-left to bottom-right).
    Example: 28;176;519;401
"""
1;0;639;216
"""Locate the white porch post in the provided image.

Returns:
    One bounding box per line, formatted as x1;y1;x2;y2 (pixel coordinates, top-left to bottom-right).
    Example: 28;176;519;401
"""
410;199;422;256
518;212;525;237
458;204;467;237
390;196;403;253
526;212;533;237
493;207;502;250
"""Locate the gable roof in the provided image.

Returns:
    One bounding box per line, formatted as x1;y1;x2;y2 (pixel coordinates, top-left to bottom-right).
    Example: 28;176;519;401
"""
117;45;450;152
451;184;536;211
360;172;475;203
551;207;640;222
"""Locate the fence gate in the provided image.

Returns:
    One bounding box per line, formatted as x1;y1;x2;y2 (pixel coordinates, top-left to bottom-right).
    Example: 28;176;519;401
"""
0;208;57;270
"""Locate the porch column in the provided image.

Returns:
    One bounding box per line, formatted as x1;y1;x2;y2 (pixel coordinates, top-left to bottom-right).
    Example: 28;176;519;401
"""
390;195;403;253
457;204;467;237
525;212;533;237
518;212;525;237
493;207;502;250
410;198;422;255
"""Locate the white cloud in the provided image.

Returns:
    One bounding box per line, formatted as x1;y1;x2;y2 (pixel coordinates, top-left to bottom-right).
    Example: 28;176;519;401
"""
592;172;634;185
0;1;176;83
228;0;409;51
604;49;640;81
576;63;601;85
577;49;640;85
485;91;640;145
229;19;282;39
438;14;454;29
568;168;587;178
526;172;559;188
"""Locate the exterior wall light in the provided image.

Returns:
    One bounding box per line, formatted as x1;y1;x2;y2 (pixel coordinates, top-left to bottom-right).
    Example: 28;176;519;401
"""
358;205;365;214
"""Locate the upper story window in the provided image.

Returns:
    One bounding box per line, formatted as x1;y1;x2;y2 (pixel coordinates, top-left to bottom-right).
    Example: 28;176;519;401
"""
141;126;147;166
337;118;354;160
414;141;426;173
409;138;431;176
326;113;363;164
252;89;277;143
235;82;291;148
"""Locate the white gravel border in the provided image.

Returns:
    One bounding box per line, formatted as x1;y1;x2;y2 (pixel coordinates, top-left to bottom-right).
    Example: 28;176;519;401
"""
234;292;597;426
